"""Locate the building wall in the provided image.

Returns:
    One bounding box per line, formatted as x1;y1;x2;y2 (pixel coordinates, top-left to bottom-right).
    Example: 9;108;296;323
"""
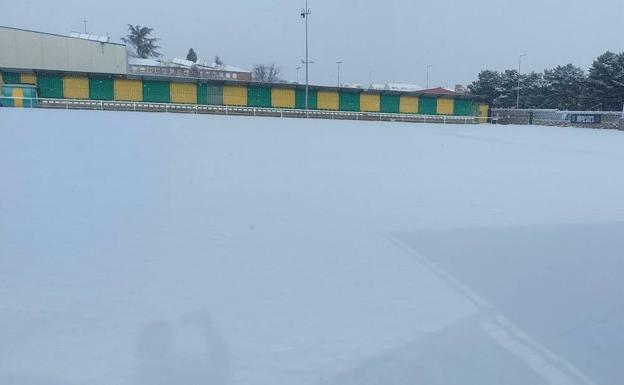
380;94;400;113
339;91;360;112
170;82;197;104
360;93;381;112
437;98;454;115
1;69;484;117
114;79;143;101
271;88;295;108
419;96;437;115
63;76;89;99
0;26;127;75
1;84;37;107
318;91;339;110
399;96;419;114
223;85;247;106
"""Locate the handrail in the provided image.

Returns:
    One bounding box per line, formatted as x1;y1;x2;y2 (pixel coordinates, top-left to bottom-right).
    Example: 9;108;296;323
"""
0;96;492;124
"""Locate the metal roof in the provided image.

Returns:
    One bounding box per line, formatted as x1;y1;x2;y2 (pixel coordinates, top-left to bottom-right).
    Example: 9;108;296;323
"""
0;25;125;46
69;31;111;43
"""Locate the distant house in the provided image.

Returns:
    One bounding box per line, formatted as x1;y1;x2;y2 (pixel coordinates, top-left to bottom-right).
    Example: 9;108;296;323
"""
128;57;252;82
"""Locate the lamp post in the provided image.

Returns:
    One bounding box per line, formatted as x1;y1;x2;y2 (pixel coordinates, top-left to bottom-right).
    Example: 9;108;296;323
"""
336;61;343;87
426;64;432;89
517;54;527;109
368;70;375;89
301;1;312;114
296;66;301;84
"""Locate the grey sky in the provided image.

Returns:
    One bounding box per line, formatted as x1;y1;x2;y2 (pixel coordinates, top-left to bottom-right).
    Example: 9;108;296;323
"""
2;0;623;87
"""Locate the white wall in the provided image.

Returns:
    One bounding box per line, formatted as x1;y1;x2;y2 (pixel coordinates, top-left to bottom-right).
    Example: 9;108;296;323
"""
0;26;127;74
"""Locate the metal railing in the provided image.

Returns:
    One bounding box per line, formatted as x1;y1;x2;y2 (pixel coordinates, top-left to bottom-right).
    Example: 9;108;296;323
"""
0;96;492;124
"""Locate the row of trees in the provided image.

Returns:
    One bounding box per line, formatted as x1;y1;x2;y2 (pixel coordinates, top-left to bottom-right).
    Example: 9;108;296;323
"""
469;52;624;111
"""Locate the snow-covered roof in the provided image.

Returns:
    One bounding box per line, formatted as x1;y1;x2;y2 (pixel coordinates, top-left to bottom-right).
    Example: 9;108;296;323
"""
420;87;459;96
337;83;427;92
384;83;424;92
69;31;110;43
128;57;251;73
341;83;363;89
171;58;196;67
221;64;251;73
128;57;163;67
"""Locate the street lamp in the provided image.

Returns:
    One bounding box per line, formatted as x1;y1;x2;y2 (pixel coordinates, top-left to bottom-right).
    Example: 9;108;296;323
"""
517;54;527;109
301;1;312;114
296;66;301;84
336;61;343;87
426;64;432;89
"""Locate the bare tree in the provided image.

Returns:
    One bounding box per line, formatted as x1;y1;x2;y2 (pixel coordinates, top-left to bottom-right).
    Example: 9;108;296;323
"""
252;63;282;83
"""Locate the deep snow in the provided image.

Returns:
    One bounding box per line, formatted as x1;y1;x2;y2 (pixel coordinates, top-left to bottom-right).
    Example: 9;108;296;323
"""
1;109;623;385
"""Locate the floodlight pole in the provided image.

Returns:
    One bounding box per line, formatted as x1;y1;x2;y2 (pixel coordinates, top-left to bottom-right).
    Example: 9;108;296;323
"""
336;61;343;87
517;54;527;109
301;1;311;115
426;64;432;89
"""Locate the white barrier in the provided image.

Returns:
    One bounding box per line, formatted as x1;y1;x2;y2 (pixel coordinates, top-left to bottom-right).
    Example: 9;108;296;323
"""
0;96;492;124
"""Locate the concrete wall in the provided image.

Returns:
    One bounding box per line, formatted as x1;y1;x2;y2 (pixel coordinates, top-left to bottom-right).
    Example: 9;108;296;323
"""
492;108;624;129
0;26;127;75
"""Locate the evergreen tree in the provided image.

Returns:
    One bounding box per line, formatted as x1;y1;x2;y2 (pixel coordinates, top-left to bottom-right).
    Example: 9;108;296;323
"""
468;70;502;106
520;72;548;109
186;48;198;63
494;70;521;108
586;52;624;111
122;25;162;59
214;55;223;66
468;51;624;111
543;64;586;110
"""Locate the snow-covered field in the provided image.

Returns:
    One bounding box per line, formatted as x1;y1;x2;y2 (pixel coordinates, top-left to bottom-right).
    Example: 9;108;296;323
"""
1;109;623;385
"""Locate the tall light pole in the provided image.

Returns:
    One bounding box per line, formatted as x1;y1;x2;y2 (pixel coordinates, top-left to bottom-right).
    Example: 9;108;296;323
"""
426;64;432;89
336;61;343;87
368;70;375;89
296;66;301;83
517;54;527;109
301;1;311;114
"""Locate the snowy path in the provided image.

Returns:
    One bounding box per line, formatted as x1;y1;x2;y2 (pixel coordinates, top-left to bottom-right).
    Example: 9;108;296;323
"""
1;109;623;384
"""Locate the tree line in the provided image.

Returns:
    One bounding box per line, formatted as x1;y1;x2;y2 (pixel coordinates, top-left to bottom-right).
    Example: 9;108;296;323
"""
469;51;624;111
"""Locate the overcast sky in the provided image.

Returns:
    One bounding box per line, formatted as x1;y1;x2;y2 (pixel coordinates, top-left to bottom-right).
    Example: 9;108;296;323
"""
2;0;623;87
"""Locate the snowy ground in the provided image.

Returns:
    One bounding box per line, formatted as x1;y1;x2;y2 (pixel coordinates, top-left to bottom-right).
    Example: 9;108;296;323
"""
1;109;623;385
